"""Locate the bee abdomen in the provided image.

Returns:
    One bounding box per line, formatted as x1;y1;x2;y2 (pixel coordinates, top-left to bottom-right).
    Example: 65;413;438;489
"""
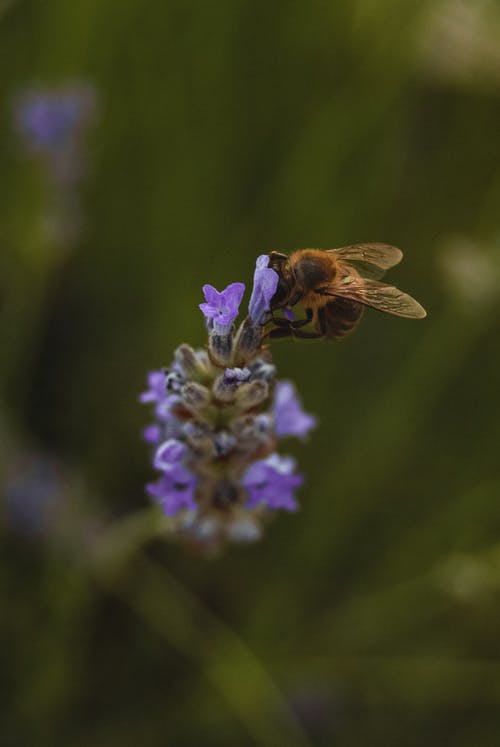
317;298;363;340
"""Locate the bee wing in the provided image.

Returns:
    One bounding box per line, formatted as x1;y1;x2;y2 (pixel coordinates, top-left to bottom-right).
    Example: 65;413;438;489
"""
327;243;403;280
317;273;427;319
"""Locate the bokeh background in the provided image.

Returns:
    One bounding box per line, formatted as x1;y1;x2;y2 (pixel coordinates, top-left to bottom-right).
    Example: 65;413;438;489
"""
2;1;500;745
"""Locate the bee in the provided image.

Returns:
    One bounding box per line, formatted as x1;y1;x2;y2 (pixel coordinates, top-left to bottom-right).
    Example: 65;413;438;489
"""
267;244;426;340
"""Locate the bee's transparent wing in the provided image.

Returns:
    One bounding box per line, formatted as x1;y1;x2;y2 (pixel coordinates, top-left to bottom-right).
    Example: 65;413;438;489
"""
327;243;403;279
317;272;427;319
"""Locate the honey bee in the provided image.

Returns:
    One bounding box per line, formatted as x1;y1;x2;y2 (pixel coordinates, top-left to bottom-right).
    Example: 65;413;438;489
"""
267;244;426;340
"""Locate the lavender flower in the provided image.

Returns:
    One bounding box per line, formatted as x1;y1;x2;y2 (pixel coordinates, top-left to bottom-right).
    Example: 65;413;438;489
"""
146;467;197;517
153;438;187;470
199;282;245;335
273;381;317;438
139;370;167;403
242;454;303;511
13;83;97;246
140;255;317;552
14;86;95;152
199;282;246;366
248;255;279;324
232;255;280;360
142;424;161;444
5;453;66;536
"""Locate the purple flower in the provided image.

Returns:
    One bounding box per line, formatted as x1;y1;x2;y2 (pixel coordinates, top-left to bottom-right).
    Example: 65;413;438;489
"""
146;465;197;516
199;282;245;335
273;381;317;439
248;255;279;324
155;393;181;422
139;370;166;403
5;453;65;535
142;424;161;444
14;86;96;152
153;438;187;471
242;453;303;511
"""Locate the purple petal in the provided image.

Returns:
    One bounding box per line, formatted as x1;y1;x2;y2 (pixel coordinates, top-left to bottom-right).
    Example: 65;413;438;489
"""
153;438;187;471
242;453;303;512
248;255;279;324
274;381;317;439
202;284;222;307
14;86;96;151
155;394;181;422
139;370;166;403
142;424;161;444
198;302;219;320
146;465;197;516
220;282;245;312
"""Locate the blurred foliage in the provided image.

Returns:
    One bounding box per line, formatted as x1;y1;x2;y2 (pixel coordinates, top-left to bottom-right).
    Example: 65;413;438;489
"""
1;0;500;745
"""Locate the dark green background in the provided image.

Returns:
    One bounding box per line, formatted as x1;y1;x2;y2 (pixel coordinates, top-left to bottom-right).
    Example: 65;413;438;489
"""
2;1;500;745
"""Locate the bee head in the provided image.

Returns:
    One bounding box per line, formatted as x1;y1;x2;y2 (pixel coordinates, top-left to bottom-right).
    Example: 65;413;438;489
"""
268;251;294;308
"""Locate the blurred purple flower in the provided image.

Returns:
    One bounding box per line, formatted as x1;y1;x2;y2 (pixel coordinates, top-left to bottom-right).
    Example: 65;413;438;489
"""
274;380;317;439
153;438;187;471
13;83;97;244
199;282;245;334
14;85;96;153
242;453;303;511
248;254;279;324
5;453;64;535
139;370;166;404
155;393;182;423
146;465;197;516
142;424;161;444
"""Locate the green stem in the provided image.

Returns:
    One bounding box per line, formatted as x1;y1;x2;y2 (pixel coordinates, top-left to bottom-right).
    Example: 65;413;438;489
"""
87;509;312;747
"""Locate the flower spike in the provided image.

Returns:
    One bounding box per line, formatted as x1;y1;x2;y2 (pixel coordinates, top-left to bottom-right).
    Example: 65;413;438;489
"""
140;255;317;553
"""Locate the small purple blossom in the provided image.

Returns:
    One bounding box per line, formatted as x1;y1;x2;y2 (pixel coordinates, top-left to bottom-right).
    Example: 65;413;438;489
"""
142;424;161;444
5;453;65;535
153;438;187;471
242;453;303;512
248;255;279;324
146;465;197;516
155;393;181;422
14;86;96;152
273;381;317;439
199;282;245;334
139;370;166;403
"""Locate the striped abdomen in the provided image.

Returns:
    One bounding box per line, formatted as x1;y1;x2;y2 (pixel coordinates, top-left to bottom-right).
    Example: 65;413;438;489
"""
316;297;363;340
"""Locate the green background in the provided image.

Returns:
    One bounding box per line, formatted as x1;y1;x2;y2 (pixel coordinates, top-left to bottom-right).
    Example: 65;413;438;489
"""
2;1;500;744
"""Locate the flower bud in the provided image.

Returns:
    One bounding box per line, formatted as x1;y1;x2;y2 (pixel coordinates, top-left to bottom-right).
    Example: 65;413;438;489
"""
208;332;233;367
213;367;251;403
232;318;264;364
174;344;209;379
181;382;211;412
235;380;269;410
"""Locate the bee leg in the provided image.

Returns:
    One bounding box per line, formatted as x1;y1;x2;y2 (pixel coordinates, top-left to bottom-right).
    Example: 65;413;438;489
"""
290;328;323;339
265;313;322;340
270;317;310;329
266;326;294;339
269;308;313;329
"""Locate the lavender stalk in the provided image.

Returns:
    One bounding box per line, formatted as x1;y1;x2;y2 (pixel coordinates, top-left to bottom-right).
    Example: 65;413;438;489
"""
140;255;316;552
